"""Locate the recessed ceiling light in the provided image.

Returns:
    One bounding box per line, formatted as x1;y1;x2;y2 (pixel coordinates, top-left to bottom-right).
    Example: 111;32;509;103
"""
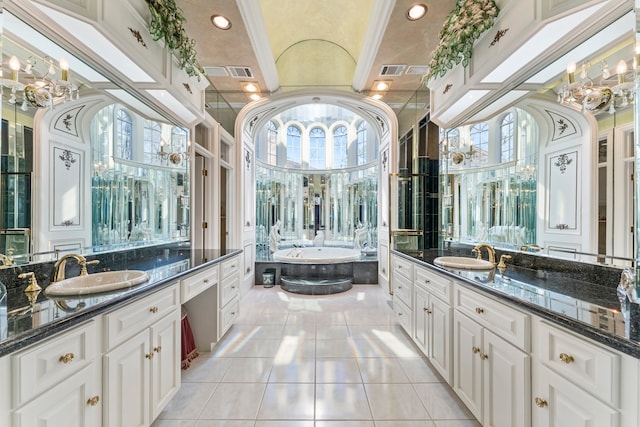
371;93;384;100
249;93;261;101
407;4;428;21
211;14;232;30
242;82;259;93
372;80;391;91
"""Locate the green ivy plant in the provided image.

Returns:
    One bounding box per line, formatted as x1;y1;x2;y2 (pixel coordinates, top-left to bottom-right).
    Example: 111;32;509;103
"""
146;0;205;80
423;0;499;84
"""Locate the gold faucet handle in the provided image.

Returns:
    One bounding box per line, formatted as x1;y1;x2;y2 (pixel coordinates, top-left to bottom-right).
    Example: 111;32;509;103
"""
18;272;42;293
497;255;512;276
79;259;100;276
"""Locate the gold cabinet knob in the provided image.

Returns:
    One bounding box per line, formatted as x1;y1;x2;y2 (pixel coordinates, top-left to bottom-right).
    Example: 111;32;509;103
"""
145;352;154;359
203;279;209;283
535;397;548;408
423;307;432;314
149;306;159;313
87;396;100;406
559;353;574;364
59;353;74;364
424;279;431;283
472;346;481;354
475;307;484;314
480;353;489;360
154;346;162;353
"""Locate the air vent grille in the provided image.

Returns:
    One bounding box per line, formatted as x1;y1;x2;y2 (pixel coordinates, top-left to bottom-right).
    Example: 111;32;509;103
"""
226;66;254;78
203;66;228;77
406;65;429;75
379;64;406;76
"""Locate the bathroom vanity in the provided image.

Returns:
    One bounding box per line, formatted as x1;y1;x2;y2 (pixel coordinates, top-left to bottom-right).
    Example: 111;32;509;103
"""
0;248;241;427
391;249;640;427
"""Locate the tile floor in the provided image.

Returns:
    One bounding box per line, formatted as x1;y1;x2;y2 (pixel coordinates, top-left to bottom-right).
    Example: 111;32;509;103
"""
153;285;481;427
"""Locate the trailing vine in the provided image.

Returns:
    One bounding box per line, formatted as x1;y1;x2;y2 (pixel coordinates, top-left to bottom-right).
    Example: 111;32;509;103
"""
146;0;205;80
423;0;499;83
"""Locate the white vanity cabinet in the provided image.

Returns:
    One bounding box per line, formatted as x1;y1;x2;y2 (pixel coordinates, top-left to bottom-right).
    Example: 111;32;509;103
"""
103;283;180;427
391;254;414;335
218;255;240;338
10;320;101;426
531;320;637;427
413;265;453;384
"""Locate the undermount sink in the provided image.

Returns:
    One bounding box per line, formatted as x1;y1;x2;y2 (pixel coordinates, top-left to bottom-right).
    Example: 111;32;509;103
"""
433;256;496;271
44;270;150;296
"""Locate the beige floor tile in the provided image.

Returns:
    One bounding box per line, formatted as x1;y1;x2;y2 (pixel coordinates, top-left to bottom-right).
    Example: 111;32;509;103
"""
199;383;266;419
433;421;482;427
269;358;316;383
221;357;273;382
315;421;374;427
181;355;232;383
257;383;315;420
315;338;356;358
315;383;372;420
375;422;436;427
357;357;411;383
398;357;446;383
151;420;197;427
316;358;362;383
254;421;314;427
193;421;254;427
414;383;476;420
157;382;217;420
364;383;430;420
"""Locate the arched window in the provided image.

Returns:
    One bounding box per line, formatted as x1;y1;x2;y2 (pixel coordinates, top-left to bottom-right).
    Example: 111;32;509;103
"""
309;127;326;169
501;112;515;162
333;126;348;168
470;122;488;165
171;127;188;152
267;121;278;165
286;125;301;167
115;109;132;160
143;121;162;164
357;122;367;165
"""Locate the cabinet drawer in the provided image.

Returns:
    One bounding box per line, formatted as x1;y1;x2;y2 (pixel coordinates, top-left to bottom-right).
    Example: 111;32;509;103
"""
392;255;413;280
219;296;239;338
393;271;412;308
221;256;240;279
394;296;412;334
181;265;218;302
12;320;97;407
220;273;239;307
414;265;452;304
105;284;179;349
537;321;620;406
454;284;530;351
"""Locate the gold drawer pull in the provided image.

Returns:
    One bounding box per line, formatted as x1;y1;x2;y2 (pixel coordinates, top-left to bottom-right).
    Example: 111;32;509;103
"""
59;353;74;364
472;346;481;354
203;279;209;283
423;307;432;313
475;307;484;314
145;352;154;359
154;346;162;353
559;353;574;364
535;397;548;408
87;396;100;406
149;306;159;313
480;353;489;360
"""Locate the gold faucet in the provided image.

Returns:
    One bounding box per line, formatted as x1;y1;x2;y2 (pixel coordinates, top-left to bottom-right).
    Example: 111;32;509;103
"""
51;253;86;283
497;255;512;277
472;243;496;265
521;244;542;252
0;251;14;267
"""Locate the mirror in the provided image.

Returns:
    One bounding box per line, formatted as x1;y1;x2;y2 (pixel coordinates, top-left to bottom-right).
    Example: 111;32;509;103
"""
1;11;191;264
439;12;636;268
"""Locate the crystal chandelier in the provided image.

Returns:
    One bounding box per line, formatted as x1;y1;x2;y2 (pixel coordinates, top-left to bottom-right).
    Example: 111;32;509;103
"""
556;59;634;114
1;55;79;110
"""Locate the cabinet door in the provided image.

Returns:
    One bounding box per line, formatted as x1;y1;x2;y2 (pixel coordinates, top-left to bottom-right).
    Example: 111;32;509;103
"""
150;310;181;420
413;286;429;354
12;363;101;427
482;329;531;427
430;297;452;385
104;329;151;427
533;364;619;427
453;311;483;420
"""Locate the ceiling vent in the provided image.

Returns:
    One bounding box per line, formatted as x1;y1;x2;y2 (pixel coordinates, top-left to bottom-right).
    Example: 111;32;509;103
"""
203;66;228;77
406;65;429;75
379;64;406;76
226;66;254;78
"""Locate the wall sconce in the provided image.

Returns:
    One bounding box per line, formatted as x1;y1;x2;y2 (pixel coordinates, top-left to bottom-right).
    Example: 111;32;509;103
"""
158;139;191;165
441;132;474;165
1;55;79;109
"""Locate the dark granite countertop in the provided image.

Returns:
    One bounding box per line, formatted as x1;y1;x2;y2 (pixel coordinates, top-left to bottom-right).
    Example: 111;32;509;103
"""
392;249;640;358
0;248;242;357
393;249;640;359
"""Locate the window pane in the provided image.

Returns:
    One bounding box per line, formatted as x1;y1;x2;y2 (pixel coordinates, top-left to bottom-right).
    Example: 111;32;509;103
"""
115;109;132;160
267;121;278;165
501;113;514;162
357;122;367;165
309;127;326;169
470;122;488;165
333;126;348;168
286;126;301;167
